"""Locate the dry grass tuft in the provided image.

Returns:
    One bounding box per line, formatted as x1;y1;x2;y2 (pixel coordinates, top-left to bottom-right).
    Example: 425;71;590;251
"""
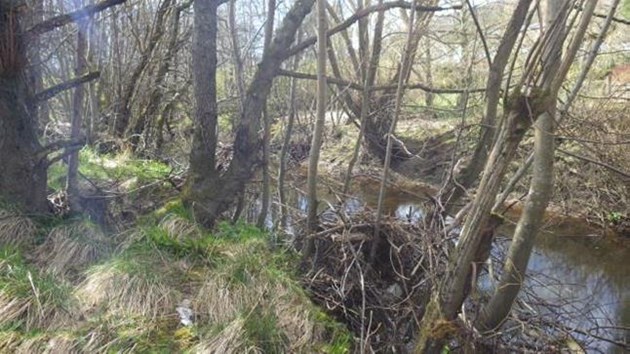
192;317;248;354
0;252;78;331
158;214;200;240
75;251;181;319
194;242;326;352
17;333;79;354
0;209;37;248
36;221;111;277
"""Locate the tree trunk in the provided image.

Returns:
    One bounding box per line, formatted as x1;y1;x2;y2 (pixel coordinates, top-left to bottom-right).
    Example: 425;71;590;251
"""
476;0;599;333
66;14;89;211
257;0;277;229
0;4;48;213
371;0;419;263
183;0;315;228
114;0;172;139
441;0;534;215
303;0;328;258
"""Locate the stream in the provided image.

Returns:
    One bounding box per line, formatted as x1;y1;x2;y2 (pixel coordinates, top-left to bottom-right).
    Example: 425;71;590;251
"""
246;179;629;353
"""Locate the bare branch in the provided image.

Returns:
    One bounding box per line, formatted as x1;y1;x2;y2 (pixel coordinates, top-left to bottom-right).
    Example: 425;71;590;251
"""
574;4;630;25
557;148;630;178
33;71;100;102
26;0;127;37
277;69;485;94
286;1;463;59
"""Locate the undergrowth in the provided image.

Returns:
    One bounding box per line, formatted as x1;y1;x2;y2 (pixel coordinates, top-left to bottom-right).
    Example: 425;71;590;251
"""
0;200;352;353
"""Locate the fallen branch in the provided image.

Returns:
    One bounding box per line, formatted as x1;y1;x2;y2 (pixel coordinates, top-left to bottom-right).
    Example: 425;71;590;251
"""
36;139;85;161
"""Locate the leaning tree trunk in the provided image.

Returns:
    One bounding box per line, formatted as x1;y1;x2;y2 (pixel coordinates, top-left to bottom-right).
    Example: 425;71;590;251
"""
441;0;534;214
183;0;316;228
476;0;598;332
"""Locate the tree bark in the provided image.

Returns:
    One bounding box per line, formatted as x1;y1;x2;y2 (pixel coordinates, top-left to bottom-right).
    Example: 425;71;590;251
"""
442;0;534;215
0;4;48;213
257;0;277;229
183;0;315;228
476;0;598;332
66;13;89;211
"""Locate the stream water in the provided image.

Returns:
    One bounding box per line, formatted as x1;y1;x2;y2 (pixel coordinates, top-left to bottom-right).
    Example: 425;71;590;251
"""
247;180;629;353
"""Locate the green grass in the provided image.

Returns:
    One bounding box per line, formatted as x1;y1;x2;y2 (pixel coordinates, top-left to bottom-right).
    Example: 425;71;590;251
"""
0;203;353;353
0;248;76;330
48;147;171;191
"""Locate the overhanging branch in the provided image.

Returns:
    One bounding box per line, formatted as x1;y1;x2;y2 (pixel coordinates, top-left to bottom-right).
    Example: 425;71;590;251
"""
34;71;100;102
26;0;127;37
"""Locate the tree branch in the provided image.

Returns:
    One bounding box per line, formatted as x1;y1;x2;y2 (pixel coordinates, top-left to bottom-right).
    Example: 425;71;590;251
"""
557;148;630;178
278;69;485;94
26;0;127;37
574;4;630;25
34;71;100;102
286;1;463;59
36;139;85;163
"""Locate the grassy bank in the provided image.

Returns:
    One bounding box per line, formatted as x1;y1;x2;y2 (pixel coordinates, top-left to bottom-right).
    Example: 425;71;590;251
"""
0;148;351;353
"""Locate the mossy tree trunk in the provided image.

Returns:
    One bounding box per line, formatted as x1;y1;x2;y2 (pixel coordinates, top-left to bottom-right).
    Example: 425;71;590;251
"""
183;0;315;228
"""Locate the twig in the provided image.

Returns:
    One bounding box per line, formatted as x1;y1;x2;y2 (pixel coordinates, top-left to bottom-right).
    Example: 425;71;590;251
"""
557;148;630;178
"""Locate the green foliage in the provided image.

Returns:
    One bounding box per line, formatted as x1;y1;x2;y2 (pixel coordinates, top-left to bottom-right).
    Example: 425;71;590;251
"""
0;249;70;302
0;210;352;352
313;309;352;354
607;211;623;224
